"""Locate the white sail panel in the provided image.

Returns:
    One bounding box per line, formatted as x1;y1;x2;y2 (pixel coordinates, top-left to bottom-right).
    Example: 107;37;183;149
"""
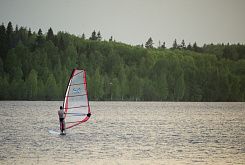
63;69;91;129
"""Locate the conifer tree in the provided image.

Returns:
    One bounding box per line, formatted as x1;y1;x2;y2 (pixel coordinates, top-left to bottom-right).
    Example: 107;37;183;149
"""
181;39;186;49
26;69;38;100
46;27;54;41
6;21;13;48
175;72;185;101
97;31;102;41
193;42;198;51
6;22;13;37
15;25;19;33
0;23;7;60
89;30;97;40
187;43;192;50
145;37;153;48
38;28;42;35
109;36;113;42
36;28;44;46
28;28;32;37
45;73;58;100
81;33;85;39
58;36;66;50
172;39;178;49
161;42;166;49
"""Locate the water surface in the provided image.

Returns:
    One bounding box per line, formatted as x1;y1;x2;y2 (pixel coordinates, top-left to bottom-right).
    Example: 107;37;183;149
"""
0;101;244;164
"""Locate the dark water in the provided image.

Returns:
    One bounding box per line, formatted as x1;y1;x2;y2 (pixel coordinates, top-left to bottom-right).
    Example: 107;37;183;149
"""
0;101;244;164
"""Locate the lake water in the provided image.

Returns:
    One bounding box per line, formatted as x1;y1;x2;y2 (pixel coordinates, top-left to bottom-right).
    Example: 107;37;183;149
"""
0;101;244;165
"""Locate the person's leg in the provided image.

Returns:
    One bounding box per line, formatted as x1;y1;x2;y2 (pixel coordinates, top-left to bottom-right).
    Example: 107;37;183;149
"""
63;120;66;133
61;122;64;133
60;122;62;132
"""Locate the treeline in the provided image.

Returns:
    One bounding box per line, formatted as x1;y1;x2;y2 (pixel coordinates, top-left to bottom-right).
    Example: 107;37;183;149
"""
147;38;245;61
0;22;244;101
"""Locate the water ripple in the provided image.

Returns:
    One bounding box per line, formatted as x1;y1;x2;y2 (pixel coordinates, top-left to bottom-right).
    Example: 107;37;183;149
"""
0;101;244;164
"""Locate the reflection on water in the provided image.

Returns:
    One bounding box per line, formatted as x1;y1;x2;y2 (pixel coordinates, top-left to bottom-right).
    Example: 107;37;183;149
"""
0;101;244;164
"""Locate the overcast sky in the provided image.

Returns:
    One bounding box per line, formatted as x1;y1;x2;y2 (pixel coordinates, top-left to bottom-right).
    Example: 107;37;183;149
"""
0;0;245;47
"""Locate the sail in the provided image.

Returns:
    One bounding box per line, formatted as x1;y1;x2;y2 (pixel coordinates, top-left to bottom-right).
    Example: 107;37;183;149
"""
63;69;91;129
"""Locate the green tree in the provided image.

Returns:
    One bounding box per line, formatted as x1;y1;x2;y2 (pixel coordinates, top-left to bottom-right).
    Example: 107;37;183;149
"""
174;72;185;101
145;37;153;48
118;65;129;100
228;74;240;101
142;79;158;101
223;46;239;60
216;66;230;101
14;42;31;78
90;68;104;100
46;27;54;41
157;73;168;100
0;76;9;100
152;58;169;100
6;21;14;48
44;41;59;69
105;50;123;77
28;28;32;38
89;30;97;40
4;50;22;80
9;78;25;100
0;23;7;60
181;56;196;101
0;57;3;75
36;28;45;46
129;72;143;101
109;36;113;42
172;39;178;49
97;31;102;41
187;43;192;50
58;35;66;50
160;42;166;49
26;69;38;100
81;33;85;40
111;77;121;100
64;45;78;71
180;40;186;49
45;73;58;100
37;79;45;100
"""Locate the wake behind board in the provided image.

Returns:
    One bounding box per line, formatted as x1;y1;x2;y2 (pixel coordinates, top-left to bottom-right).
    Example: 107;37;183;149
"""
48;129;66;135
60;132;66;135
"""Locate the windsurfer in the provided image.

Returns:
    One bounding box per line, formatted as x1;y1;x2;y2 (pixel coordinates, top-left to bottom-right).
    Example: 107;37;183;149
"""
58;106;66;134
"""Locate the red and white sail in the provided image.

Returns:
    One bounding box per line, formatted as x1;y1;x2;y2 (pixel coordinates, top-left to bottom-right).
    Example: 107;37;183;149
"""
63;69;91;129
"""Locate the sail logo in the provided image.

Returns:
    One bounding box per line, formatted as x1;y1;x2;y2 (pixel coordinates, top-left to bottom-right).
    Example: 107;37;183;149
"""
73;88;81;94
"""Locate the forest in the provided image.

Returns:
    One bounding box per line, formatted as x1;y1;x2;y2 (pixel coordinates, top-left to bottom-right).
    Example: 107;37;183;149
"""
0;22;244;101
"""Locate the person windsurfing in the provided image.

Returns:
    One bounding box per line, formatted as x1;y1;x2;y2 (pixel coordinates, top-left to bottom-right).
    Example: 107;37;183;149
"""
58;106;66;135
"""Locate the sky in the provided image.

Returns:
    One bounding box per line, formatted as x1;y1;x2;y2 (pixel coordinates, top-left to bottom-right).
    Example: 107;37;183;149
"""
0;0;245;47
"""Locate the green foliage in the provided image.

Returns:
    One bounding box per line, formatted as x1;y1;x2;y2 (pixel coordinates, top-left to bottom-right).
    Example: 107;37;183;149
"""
0;75;9;99
46;27;54;42
36;28;45;46
0;23;8;60
0;21;244;101
145;37;154;49
26;69;38;100
175;72;185;101
90;30;96;40
172;39;178;49
45;73;58;100
90;68;104;100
